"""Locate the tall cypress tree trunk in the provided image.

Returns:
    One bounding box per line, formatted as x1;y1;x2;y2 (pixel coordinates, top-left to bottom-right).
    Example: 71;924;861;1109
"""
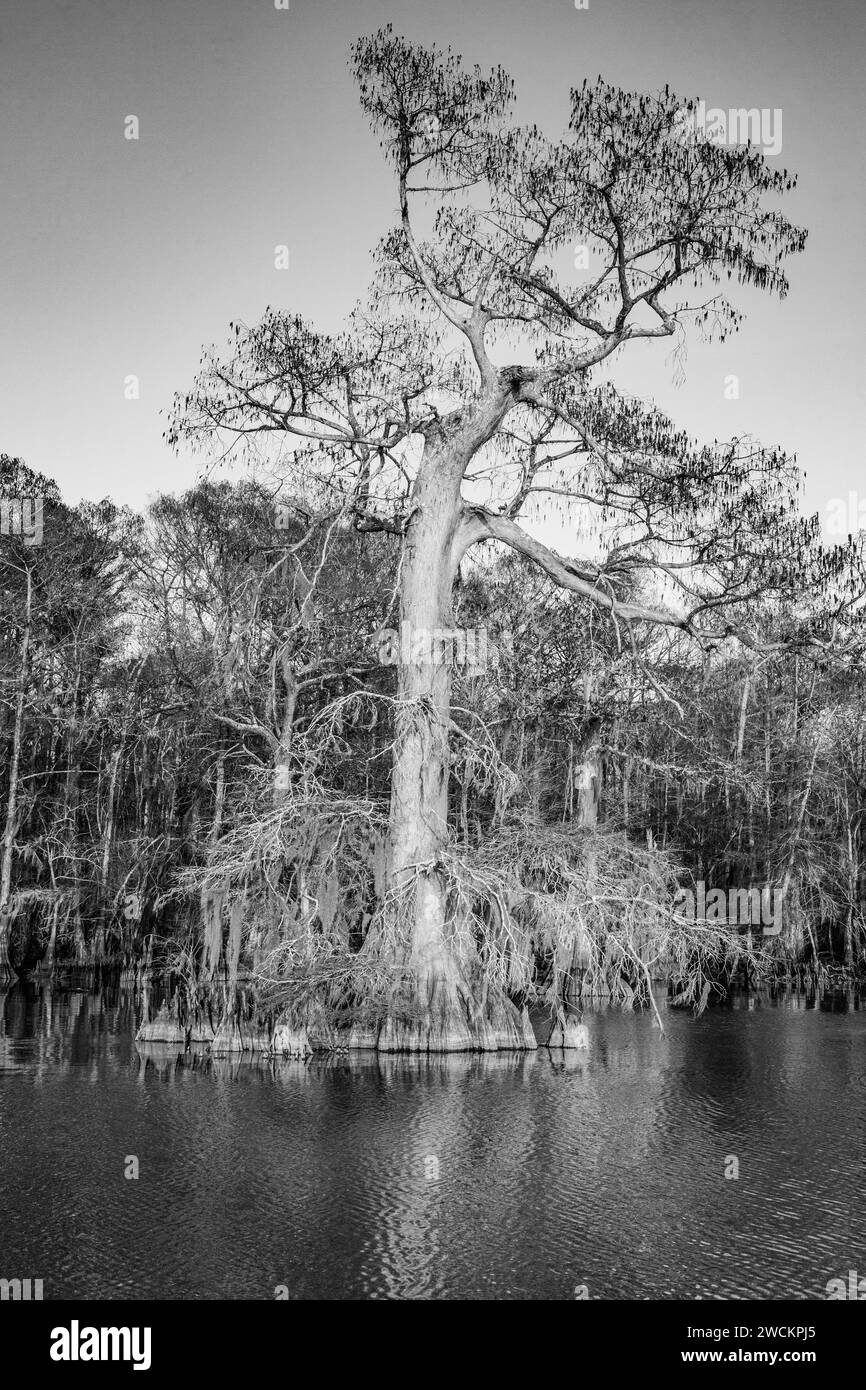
381;446;465;1048
0;568;33;980
200;750;226;983
93;671;140;964
61;660;83;969
378;423;533;1052
843;789;856;970
576;718;602;830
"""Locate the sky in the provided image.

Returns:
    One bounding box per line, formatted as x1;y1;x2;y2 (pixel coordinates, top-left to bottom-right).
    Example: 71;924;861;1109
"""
1;0;864;536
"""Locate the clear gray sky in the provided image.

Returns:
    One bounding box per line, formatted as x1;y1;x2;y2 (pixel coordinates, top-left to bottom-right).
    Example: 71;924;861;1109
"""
2;0;863;528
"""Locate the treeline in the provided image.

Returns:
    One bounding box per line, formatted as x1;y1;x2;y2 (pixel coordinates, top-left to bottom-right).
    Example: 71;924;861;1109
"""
0;456;864;997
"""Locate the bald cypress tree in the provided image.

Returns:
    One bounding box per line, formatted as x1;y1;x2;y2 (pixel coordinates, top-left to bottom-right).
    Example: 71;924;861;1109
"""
169;29;825;1050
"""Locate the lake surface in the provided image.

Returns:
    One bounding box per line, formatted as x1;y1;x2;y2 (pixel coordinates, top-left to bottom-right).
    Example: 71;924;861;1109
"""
1;981;864;1300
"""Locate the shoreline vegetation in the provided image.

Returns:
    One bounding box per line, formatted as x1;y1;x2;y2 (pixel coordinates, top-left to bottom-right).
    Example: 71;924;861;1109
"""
1;31;864;1054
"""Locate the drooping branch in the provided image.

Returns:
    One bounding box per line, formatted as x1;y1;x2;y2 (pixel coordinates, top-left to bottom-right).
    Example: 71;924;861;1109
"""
457;506;845;661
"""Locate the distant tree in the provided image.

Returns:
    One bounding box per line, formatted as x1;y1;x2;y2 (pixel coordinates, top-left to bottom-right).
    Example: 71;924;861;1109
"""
0;458;62;976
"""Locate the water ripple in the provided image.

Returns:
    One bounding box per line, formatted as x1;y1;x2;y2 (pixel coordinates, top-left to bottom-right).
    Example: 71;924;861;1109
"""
0;983;864;1299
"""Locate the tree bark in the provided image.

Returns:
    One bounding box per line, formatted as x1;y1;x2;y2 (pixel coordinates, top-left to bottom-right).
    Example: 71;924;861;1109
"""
92;668;140;964
378;413;534;1051
0;567;32;981
576;718;602;830
200;750;226;983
